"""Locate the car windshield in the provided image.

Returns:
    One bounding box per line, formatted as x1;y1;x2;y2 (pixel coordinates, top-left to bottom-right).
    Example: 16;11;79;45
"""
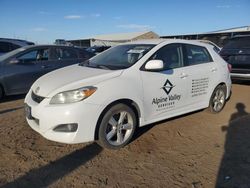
80;44;155;70
0;47;26;61
223;37;250;49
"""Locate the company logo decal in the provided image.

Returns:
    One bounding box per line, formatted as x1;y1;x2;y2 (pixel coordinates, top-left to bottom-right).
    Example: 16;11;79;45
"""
162;79;174;95
152;79;181;111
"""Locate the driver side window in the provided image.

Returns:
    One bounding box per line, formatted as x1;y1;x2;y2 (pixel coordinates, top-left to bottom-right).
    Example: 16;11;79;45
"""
17;48;49;63
150;44;183;70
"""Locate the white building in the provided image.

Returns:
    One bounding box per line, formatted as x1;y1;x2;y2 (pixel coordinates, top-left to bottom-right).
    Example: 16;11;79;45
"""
68;31;159;47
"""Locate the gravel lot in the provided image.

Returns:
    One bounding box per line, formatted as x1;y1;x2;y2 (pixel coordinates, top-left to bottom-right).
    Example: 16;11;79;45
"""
0;83;250;188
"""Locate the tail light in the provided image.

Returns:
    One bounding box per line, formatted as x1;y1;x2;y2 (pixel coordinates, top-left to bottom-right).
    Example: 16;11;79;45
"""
227;63;232;72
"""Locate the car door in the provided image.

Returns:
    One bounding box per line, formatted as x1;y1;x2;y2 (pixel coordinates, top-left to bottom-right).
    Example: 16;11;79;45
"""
3;47;54;94
140;43;188;122
182;44;218;107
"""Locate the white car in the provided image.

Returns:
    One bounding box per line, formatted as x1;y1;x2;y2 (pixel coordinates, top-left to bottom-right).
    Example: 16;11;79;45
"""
24;39;231;149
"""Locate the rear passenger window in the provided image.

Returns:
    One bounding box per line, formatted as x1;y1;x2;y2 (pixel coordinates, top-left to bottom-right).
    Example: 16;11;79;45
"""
55;48;78;60
185;44;212;66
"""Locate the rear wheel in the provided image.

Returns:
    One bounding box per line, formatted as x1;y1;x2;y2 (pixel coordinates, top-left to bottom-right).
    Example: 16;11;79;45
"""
208;85;226;113
97;104;137;149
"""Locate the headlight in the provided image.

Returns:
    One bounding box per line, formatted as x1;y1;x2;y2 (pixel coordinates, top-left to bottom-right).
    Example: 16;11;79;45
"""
50;86;97;104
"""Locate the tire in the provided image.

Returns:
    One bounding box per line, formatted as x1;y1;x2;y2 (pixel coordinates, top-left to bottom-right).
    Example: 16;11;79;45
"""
208;85;226;113
97;103;137;149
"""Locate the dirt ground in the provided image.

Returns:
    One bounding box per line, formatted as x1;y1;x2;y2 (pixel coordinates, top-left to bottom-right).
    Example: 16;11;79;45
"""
0;83;250;188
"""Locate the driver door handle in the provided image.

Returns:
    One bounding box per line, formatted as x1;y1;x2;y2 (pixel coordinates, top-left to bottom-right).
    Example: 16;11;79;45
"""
180;73;188;79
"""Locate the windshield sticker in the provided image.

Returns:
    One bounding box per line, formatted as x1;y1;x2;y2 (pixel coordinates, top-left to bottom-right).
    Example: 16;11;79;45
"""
191;78;209;97
127;49;145;54
152;79;181;111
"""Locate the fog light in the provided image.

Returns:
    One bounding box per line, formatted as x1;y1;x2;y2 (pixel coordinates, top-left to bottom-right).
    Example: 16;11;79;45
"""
53;123;78;132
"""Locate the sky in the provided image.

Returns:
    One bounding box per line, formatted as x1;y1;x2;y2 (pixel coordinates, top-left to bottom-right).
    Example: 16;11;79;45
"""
0;0;249;44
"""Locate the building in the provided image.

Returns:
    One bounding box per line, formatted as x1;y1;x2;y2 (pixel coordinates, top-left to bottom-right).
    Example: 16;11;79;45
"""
161;26;250;47
67;31;159;47
62;26;250;48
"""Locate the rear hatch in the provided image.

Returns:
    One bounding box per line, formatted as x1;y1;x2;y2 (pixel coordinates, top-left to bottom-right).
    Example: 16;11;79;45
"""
220;36;250;74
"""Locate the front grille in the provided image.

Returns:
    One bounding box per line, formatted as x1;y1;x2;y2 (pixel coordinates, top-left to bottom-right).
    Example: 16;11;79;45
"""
31;92;45;103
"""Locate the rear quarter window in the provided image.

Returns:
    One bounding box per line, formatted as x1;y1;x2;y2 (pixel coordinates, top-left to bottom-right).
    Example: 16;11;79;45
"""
185;44;213;66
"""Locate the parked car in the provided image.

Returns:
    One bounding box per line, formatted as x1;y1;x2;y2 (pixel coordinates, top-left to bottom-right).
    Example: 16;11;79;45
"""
87;45;111;54
54;39;73;46
0;38;34;55
220;35;250;80
25;39;231;149
0;45;94;99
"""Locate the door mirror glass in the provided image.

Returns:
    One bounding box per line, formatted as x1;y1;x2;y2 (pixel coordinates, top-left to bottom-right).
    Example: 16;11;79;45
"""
145;60;164;71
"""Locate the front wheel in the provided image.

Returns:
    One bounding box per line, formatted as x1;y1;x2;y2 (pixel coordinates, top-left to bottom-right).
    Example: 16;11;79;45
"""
97;104;137;149
208;85;226;113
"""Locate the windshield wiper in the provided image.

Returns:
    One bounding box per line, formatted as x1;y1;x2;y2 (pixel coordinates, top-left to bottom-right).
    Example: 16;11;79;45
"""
97;65;110;70
79;60;89;66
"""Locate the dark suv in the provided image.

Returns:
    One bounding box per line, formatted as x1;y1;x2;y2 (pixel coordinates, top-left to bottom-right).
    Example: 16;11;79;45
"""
0;38;34;55
0;45;94;99
220;35;250;80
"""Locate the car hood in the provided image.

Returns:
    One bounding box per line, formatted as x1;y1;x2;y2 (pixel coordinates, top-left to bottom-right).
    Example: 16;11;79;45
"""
31;64;123;97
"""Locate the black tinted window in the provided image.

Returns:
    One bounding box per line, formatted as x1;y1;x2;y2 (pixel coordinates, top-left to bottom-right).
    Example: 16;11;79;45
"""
79;50;94;59
150;44;183;69
224;37;250;48
185;44;212;66
0;42;11;53
0;42;21;53
55;48;78;60
10;43;21;51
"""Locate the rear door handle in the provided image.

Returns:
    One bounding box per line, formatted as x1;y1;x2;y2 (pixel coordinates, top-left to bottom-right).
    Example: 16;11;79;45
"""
211;68;217;72
180;73;188;79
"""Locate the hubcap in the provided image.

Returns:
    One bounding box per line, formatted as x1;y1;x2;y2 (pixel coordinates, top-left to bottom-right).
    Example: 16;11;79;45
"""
105;111;133;146
212;89;225;112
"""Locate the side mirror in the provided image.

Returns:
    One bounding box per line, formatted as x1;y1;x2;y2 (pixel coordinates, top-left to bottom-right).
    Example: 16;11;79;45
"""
145;60;164;71
9;58;20;64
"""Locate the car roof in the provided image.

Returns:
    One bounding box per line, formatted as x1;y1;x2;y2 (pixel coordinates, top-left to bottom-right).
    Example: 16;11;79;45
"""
123;39;212;48
21;44;82;50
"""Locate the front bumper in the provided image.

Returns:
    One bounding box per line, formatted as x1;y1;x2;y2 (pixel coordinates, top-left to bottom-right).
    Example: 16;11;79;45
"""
24;90;103;144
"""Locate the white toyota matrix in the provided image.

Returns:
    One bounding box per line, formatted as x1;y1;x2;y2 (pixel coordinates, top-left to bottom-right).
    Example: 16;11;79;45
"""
25;39;231;149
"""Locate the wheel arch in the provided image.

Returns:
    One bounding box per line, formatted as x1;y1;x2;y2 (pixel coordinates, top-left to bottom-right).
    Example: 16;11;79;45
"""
94;98;141;140
215;82;227;96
